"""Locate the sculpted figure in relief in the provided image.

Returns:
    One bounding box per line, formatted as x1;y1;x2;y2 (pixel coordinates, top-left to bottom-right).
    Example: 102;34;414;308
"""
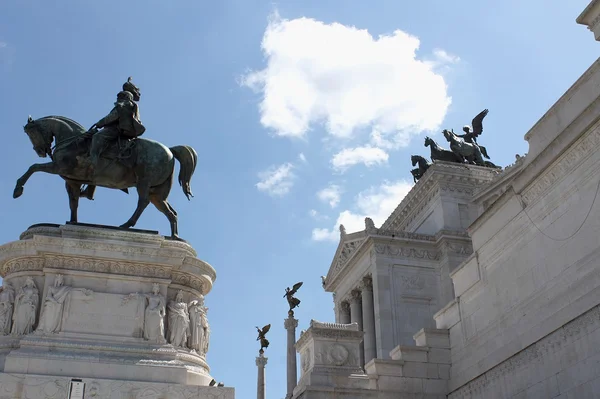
123;283;167;344
0;281;15;335
36;274;93;334
167;290;190;348
188;296;210;354
11;277;39;335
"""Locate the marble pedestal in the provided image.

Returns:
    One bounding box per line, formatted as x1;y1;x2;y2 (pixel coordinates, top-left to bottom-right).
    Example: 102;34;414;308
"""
0;223;234;398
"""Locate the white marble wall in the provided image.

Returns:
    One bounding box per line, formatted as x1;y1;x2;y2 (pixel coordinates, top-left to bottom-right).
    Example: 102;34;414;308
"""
441;58;600;397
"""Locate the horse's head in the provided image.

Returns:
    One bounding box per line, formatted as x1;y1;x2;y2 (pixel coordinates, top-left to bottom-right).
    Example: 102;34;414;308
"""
424;137;431;147
442;129;452;142
23;116;52;158
411;155;419;166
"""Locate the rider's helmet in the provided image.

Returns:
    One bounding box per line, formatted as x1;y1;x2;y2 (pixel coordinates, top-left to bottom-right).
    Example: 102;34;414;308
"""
122;77;141;101
463;125;472;133
116;90;134;102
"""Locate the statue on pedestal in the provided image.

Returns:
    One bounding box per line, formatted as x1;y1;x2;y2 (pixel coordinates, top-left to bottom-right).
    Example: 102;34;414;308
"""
14;77;199;240
123;283;167;344
0;281;15;335
188;296;210;355
284;282;303;315
11;277;39;335
167;290;190;348
256;324;271;354
35;274;93;334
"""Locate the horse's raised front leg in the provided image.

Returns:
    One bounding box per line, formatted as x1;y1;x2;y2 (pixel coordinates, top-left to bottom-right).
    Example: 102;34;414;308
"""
13;162;59;199
120;181;151;230
65;181;82;223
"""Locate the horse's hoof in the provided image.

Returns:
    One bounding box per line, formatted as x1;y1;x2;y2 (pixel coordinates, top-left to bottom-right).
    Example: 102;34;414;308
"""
119;223;133;229
170;234;185;242
13;186;23;199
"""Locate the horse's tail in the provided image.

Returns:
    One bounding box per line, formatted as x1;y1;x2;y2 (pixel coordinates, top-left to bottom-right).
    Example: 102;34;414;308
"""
170;145;198;200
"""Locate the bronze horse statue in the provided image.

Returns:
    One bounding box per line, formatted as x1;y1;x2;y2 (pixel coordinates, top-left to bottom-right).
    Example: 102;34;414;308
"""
410;155;431;182
424;136;462;163
14;115;197;240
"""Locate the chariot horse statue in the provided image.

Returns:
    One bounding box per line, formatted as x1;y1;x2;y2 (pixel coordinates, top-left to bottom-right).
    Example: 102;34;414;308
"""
13;78;198;240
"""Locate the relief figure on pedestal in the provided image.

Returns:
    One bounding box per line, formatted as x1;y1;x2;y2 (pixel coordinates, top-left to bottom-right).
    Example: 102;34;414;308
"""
167;290;190;348
0;281;15;335
188;295;210;355
123;283;167;344
11;277;39;335
35;274;93;334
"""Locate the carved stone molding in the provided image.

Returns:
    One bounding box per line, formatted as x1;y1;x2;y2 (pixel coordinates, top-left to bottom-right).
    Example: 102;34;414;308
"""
374;244;440;260
521;122;600;206
449;303;600;399
1;255;213;295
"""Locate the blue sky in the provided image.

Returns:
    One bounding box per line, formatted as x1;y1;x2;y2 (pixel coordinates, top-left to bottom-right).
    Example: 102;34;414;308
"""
0;0;597;397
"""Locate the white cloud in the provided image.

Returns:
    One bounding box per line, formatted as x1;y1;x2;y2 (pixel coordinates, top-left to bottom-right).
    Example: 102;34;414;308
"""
256;163;295;197
240;14;453;145
331;146;388;172
308;209;329;221
298;153;307;163
312;180;413;241
317;184;342;208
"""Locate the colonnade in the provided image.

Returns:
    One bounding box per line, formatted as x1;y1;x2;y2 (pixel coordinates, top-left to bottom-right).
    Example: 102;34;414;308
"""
338;276;377;366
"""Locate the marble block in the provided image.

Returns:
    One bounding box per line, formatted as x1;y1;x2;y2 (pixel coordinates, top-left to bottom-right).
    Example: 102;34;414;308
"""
0;223;219;388
295;320;365;393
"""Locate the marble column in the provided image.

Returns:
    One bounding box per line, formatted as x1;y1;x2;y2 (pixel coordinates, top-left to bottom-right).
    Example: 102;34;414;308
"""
339;301;351;324
256;353;268;399
349;289;364;367
361;276;376;364
284;314;299;399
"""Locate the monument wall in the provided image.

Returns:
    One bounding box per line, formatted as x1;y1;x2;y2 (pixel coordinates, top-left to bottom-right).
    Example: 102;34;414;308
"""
438;58;600;398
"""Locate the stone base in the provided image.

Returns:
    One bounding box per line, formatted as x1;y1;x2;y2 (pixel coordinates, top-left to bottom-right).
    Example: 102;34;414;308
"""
0;372;234;398
3;334;212;386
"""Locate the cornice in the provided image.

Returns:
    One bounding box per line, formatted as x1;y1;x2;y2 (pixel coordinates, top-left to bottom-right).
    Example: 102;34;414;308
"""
381;162;498;232
520;119;600;207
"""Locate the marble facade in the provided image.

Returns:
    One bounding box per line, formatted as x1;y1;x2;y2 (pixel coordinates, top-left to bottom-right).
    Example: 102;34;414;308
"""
293;2;600;398
0;223;234;398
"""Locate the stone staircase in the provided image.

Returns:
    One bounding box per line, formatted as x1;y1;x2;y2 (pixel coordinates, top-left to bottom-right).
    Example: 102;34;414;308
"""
364;328;450;398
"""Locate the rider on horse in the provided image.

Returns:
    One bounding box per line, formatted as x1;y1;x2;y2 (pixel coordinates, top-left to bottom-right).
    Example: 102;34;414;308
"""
88;78;145;175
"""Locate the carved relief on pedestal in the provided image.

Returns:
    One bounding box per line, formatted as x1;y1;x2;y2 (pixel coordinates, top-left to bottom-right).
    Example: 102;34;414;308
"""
0;280;15;335
167;290;190;348
399;274;425;291
327;344;349;366
188;295;210;355
35;274;94;335
11;277;39;336
122;283;167;344
301;347;311;373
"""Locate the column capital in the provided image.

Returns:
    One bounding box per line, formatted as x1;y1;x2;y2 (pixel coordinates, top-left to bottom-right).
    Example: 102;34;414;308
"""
360;276;373;292
284;317;299;330
256;355;268;367
340;300;350;312
350;289;362;302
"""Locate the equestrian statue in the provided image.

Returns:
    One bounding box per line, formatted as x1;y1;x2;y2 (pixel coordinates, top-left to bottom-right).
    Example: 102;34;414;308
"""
13;77;198;240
